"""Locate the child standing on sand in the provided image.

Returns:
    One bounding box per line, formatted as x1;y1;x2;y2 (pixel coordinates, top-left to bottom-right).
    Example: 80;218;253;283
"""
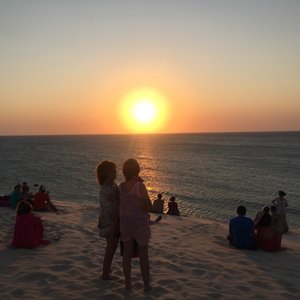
119;159;153;292
96;161;119;280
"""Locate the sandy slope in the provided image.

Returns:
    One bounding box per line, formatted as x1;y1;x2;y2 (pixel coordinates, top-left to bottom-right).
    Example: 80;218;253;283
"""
0;201;299;300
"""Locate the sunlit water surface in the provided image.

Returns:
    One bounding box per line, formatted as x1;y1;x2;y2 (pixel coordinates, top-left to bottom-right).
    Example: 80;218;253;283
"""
0;132;299;228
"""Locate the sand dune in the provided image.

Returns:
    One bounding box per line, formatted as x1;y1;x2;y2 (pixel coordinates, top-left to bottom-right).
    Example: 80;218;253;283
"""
0;201;299;299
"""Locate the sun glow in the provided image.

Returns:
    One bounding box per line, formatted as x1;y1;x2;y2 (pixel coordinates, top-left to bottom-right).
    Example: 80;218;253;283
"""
132;100;156;123
120;88;169;133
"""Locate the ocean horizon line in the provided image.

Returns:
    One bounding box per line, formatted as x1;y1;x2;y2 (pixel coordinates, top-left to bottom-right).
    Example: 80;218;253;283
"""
0;130;299;138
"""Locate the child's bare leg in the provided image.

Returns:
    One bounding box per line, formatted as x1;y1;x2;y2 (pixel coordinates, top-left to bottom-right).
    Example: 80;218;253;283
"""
122;239;134;289
102;237;118;279
138;244;151;291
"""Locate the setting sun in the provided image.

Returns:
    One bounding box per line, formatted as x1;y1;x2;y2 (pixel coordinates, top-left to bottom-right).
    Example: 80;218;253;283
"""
132;100;156;124
120;88;169;133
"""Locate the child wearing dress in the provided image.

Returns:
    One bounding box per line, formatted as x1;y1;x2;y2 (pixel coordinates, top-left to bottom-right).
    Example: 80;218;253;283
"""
96;160;119;280
11;201;50;248
119;159;153;291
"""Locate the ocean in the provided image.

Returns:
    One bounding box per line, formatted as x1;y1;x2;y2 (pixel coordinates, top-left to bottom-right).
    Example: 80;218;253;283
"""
0;132;299;229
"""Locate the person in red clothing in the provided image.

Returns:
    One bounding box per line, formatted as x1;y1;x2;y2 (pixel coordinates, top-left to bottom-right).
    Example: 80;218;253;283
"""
11;201;50;249
255;208;281;252
33;185;58;212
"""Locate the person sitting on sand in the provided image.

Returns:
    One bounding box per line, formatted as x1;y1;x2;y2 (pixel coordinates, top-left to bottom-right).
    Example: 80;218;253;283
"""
256;207;281;252
167;196;180;216
119;158;153;292
33;185;58;213
228;205;255;249
20;183;34;204
272;190;289;233
11;201;50;248
96;160;119;280
255;206;272;229
253;208;263;227
153;193;164;214
9;184;22;209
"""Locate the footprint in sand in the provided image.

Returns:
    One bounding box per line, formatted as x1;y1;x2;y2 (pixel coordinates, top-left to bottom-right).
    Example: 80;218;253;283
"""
50;259;73;272
11;288;26;297
156;279;174;287
247;280;270;289
46;274;58;283
236;285;250;293
191;268;207;277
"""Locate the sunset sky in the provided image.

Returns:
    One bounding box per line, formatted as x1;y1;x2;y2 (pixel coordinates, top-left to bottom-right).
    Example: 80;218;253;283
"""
1;0;299;135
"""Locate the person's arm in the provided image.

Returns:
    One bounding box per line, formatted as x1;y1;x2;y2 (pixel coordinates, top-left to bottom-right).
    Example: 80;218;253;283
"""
46;193;51;204
272;198;277;205
229;220;233;236
139;183;153;212
250;219;255;237
284;198;288;207
254;212;262;227
102;186;115;203
32;213;42;224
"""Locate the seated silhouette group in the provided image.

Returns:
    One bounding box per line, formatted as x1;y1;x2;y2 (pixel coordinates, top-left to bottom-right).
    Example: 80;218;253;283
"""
228;204;284;252
9;182;58;249
153;194;180;216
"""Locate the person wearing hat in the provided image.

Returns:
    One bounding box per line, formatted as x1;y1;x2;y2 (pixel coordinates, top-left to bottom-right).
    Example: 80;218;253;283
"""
272;191;289;233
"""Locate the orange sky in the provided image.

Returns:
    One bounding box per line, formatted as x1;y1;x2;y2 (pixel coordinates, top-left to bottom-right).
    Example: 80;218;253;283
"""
1;1;300;135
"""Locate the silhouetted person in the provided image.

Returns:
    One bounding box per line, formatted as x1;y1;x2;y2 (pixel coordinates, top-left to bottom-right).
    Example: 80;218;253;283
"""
10;184;22;209
119;158;153;291
256;206;272;228
271;205;284;234
153;194;164;214
228;205;255;249
256;205;281;252
20;182;34;204
11;201;50;248
167;196;180;216
96;160;119;280
272;190;289;233
33;185;58;213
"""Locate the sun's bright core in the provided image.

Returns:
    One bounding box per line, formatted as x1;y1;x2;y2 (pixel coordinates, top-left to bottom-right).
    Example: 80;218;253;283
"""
132;100;156;123
120;88;169;133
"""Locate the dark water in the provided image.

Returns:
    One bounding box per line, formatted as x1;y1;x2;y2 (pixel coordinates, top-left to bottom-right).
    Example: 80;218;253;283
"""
0;132;299;228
